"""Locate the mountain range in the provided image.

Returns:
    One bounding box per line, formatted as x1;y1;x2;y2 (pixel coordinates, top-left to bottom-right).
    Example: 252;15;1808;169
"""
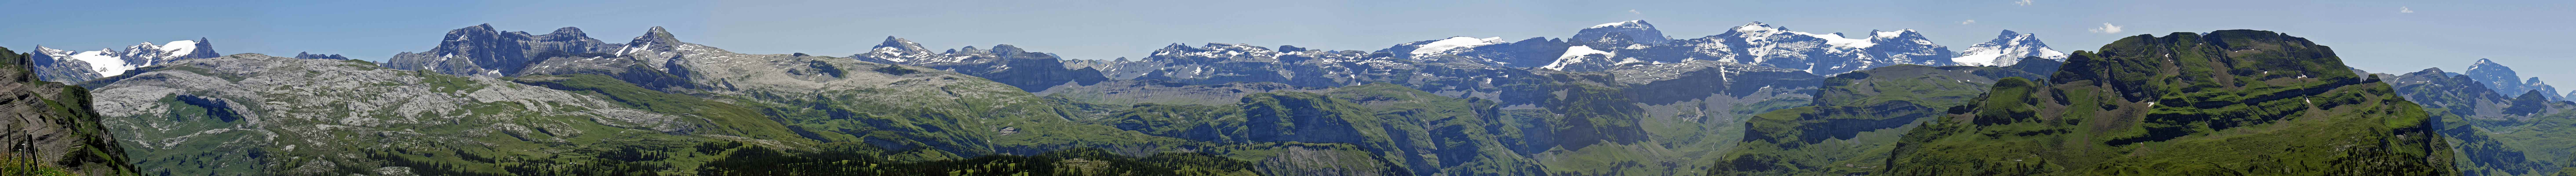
4;19;2565;176
2466;59;2566;101
27;38;219;83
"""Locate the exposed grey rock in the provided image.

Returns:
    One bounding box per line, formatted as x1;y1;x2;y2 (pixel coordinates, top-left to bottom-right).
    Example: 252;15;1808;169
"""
850;36;1108;92
1572;20;1670;47
291;52;349;60
2525;77;2561;101
87;54;698;175
383;24;615;77
0;46;137;176
2387;67;2560;121
2462;58;2563;101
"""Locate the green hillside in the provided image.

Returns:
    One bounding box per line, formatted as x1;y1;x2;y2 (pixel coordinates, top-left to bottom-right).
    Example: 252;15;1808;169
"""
1709;61;2058;176
1882;30;2456;175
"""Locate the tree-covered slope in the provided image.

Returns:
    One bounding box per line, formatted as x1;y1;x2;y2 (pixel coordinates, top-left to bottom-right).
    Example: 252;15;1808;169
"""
0;46;137;176
1883;30;2455;175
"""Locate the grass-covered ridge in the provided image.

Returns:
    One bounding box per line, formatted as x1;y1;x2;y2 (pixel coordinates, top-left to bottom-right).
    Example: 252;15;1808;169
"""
1881;30;2456;175
1708;61;2058;176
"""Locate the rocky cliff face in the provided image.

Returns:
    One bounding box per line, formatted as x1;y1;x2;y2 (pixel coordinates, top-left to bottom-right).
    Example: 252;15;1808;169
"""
2387;67;2576;175
2465;59;2562;101
1571;20;1670;47
0;46;137;176
383;24;615;77
2388;68;2547;121
1606;60;1822;123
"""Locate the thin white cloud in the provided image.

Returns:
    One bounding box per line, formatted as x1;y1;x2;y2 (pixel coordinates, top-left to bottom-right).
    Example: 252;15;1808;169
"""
1960;20;1976;25
2089;23;2124;33
2399;7;2414;13
1628;9;1641;15
2015;0;2033;6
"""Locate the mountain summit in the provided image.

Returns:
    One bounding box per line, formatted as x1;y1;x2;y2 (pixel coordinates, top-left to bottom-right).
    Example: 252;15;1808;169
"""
2464;59;2563;101
1572;20;1670;46
1950;30;2067;66
383;24;614;77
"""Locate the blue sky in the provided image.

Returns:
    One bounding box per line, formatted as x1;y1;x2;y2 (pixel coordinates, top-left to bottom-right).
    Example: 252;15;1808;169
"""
3;0;2569;88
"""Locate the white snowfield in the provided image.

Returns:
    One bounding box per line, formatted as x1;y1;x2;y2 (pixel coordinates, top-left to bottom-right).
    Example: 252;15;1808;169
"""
1541;46;1615;70
1410;36;1506;56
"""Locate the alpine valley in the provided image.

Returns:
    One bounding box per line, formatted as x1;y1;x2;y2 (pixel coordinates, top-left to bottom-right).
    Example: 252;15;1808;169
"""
3;18;2570;176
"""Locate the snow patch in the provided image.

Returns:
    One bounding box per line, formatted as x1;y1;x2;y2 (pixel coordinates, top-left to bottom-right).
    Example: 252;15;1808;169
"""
160;40;200;55
1591;20;1649;29
1802;32;1877;48
1541;46;1614;70
1410;37;1506;56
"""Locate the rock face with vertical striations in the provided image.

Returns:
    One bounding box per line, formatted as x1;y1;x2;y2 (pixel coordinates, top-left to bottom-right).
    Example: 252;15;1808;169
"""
1883;30;2455;175
382;24;615;77
0;46;138;176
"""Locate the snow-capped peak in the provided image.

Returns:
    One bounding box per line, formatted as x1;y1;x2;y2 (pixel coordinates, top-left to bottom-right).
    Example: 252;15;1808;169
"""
1590;20;1654;29
1732;22;1781;33
1573;20;1670;45
34;46;73;56
875;36;927;51
867;36;932;59
160;39;200;54
1949;30;2066;66
1870;29;1919;39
